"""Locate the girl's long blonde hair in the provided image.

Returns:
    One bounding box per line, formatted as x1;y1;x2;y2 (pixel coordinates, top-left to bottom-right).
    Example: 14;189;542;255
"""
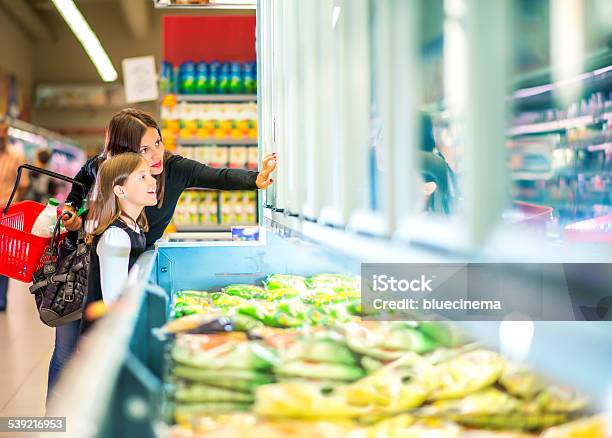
86;153;149;245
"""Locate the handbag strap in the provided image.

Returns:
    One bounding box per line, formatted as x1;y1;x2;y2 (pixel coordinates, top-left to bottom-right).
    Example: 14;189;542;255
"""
48;215;66;252
29;273;70;294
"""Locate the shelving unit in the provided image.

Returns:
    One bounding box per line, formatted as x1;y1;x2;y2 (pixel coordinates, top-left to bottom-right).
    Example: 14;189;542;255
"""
166;94;257;103
174;223;234;232
508;113;611;136
176;138;257;146
160;15;259;233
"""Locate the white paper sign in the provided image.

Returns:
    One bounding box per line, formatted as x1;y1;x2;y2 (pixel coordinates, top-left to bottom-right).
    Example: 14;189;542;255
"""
122;56;159;103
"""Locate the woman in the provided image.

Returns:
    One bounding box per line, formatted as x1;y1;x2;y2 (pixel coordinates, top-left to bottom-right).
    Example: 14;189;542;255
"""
63;108;276;245
47;108;276;400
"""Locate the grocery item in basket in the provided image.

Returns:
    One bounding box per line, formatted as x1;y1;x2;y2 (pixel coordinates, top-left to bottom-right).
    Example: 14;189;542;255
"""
31;198;60;237
427;350;505;400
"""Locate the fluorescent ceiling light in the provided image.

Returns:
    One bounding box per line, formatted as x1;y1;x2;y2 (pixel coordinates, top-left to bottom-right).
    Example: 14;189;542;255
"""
51;0;118;82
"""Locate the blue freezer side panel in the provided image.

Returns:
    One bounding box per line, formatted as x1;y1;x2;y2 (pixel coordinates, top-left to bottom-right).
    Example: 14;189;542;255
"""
156;234;361;293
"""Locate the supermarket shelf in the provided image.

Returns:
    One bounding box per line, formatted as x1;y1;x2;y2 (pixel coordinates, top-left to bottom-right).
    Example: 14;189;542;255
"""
8;117;80;148
553;141;612;152
512;171;554;181
510;47;612;91
174;224;231;232
513;168;612;181
166;94;257;103
508;113;611;136
166;232;233;242
153;1;255;9
177;139;257;146
513;198;611;211
557;168;612;178
174;224;256;232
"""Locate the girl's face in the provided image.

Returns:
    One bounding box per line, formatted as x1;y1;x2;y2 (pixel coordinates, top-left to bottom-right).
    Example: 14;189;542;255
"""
115;160;158;207
139;127;164;176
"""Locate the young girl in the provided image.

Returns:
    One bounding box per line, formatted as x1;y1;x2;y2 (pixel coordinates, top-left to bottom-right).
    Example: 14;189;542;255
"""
82;152;158;332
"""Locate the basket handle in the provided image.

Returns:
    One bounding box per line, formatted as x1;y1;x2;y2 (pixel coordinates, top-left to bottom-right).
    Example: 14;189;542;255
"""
2;164;86;216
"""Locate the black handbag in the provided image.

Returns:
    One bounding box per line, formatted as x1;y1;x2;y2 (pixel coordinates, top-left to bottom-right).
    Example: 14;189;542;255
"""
29;216;90;327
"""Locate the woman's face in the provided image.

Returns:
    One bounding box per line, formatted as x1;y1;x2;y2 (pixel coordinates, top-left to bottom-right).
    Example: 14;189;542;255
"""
116;159;158;207
139;127;165;176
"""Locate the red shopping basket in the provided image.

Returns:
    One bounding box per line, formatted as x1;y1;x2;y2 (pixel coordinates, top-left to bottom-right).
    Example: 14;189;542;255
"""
0;164;85;283
0;201;67;282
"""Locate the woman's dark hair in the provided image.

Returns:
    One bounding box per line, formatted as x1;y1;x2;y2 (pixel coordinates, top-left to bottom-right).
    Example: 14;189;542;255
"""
103;108;168;207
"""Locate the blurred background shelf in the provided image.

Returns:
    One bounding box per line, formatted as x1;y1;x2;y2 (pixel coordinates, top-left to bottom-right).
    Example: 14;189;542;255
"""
176;138;257;146
165;94;257;103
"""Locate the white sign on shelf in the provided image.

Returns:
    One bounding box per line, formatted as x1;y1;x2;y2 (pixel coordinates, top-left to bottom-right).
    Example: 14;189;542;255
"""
122;56;159;103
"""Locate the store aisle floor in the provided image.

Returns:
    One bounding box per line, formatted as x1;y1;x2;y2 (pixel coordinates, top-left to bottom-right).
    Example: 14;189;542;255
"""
0;279;54;426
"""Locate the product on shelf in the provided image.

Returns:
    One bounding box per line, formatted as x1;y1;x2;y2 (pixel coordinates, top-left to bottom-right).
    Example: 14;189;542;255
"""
162;102;258;142
229;146;248;168
161;60;257;95
510;90;612;228
247;146;258;170
172;190;256;230
174;191;219;229
220;191;256;226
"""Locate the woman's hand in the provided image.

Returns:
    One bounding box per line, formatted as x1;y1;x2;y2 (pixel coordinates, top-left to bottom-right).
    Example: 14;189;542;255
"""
61;205;82;231
256;152;277;189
